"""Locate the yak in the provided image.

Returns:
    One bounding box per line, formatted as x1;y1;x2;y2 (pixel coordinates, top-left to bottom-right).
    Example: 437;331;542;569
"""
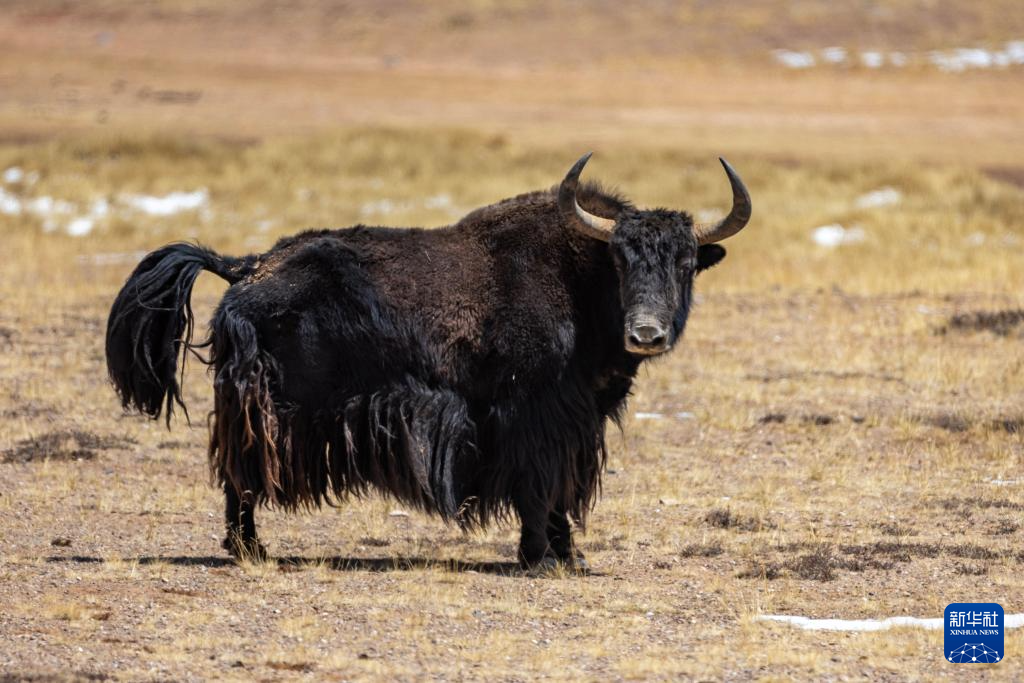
105;153;751;573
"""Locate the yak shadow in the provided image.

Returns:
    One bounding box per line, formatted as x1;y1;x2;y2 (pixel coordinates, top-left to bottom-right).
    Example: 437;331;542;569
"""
281;556;525;575
46;555;235;568
45;554;529;575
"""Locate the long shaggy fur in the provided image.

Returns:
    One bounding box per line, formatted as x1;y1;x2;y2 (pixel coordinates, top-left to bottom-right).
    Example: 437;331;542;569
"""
208;304;476;519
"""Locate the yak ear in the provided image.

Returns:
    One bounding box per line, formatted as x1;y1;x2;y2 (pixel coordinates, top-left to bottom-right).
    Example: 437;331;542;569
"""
696;244;726;272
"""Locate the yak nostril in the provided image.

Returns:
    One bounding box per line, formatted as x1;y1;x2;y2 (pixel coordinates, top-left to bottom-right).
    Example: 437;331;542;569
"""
630;325;667;346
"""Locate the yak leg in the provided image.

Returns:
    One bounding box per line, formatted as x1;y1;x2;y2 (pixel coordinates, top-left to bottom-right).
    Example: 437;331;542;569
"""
547;509;589;572
222;483;267;561
513;482;558;573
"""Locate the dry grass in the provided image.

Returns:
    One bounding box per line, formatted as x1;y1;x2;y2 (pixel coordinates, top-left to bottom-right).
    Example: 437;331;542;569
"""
1;1;1024;681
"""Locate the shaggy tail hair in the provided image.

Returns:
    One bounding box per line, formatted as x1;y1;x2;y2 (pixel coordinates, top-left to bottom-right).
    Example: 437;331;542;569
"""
105;243;253;424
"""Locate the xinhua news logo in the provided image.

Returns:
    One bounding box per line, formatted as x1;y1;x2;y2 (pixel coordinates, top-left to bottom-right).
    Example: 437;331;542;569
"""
945;603;1004;664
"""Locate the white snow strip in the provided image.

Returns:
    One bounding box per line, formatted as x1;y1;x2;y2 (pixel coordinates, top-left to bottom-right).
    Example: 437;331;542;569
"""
860;51;884;69
3;166;24;183
773;40;1024;72
636;411;696;421
773;50;815;69
424;193;452;209
1007;41;1024;63
361;198;397;215
854;187;901;209
123;189;208;216
66;217;95;236
0;187;21;215
27;196;76;216
821;47;847;64
989;478;1023;486
89;198;110;218
812;224;865;247
927;44;1024;72
930;48;991;72
0;187;114;234
758;614;1024;632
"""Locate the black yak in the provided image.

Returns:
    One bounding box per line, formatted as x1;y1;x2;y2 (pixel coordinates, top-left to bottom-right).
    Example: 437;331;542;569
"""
105;153;751;572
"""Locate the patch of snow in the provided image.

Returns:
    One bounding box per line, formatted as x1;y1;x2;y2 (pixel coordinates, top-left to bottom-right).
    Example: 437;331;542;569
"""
388;509;410;518
758;614;1024;632
89;198;110;218
66;217;95;236
123;189;209;216
854;187;901;209
821;47;847;64
60;198;110;235
773;50;815;69
989;478;1022;486
0;187;114;235
965;232;986;246
361;198;397;215
424;194;453;209
931;48;994;72
0;187;22;214
675;412;696;420
27;196;76;216
3;166;24;184
1006;41;1024;63
812;224;865;248
635;412;664;420
774;40;1024;72
860;51;884;68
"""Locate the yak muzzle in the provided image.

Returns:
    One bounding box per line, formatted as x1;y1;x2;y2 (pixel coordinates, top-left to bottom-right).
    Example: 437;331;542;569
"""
625;321;669;355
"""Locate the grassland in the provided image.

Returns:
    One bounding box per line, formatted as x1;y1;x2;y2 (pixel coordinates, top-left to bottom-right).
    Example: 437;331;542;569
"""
1;1;1024;681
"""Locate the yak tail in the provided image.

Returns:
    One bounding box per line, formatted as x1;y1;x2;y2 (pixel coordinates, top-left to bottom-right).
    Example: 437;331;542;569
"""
105;242;254;425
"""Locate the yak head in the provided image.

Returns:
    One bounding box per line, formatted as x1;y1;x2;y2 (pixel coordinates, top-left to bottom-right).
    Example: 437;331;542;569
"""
558;153;751;357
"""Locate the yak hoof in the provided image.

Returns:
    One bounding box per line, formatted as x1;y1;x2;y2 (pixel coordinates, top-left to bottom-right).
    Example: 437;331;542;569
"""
223;534;269;563
567;553;591;575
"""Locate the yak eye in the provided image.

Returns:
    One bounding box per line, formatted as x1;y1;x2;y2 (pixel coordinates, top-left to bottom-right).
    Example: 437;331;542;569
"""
676;255;696;270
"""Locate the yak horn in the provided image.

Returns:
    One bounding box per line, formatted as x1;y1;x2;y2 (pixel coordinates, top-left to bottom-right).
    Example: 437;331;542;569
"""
693;158;752;245
558;152;616;242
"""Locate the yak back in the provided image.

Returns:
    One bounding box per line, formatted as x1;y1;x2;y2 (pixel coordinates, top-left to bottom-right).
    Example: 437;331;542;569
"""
232;181;635;403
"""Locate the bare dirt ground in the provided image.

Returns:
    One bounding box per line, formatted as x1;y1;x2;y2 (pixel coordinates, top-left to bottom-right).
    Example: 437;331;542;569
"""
1;2;1023;681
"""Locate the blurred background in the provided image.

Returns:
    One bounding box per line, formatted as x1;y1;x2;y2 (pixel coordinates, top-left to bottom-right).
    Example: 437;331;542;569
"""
2;1;1023;160
1;0;1023;295
2;0;1023;298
